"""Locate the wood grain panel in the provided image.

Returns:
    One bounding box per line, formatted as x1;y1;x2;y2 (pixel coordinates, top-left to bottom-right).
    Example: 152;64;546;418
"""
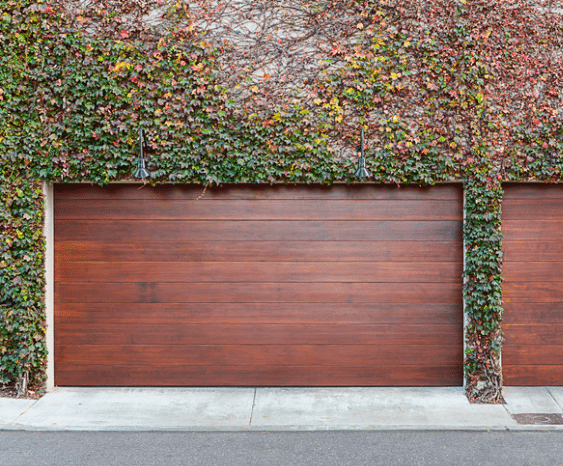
503;200;563;220
55;282;462;304
502;366;563;386
502;184;563;385
503;184;563;200
56;199;461;221
503;262;563;282
54;364;463;386
502;346;563;365
55;240;462;263
55;219;462;242
55;183;462;201
504;325;563;345
55;344;462;366
502;220;563;241
54;184;463;387
55;323;462;346
503;241;563;262
55;303;463;325
503;303;563;324
503;282;563;303
56;261;463;283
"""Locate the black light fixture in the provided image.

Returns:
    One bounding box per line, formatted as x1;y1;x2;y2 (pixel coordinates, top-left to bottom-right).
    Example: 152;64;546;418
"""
354;126;371;179
133;128;151;179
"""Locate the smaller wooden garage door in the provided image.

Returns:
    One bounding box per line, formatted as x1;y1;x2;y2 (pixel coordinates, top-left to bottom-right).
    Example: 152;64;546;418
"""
503;184;563;385
54;184;463;386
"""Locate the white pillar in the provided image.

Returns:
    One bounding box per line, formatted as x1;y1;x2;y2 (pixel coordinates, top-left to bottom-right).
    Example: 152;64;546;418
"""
43;181;55;390
462;185;467;389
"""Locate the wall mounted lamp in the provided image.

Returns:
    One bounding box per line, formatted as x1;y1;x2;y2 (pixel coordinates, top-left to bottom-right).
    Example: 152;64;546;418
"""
133;128;151;179
354;126;371;179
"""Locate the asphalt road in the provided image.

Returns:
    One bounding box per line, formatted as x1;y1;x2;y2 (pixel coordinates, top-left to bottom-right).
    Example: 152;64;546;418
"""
1;431;562;466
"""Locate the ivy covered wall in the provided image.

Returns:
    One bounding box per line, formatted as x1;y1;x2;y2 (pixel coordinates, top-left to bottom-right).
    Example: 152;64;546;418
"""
0;165;47;393
1;0;562;401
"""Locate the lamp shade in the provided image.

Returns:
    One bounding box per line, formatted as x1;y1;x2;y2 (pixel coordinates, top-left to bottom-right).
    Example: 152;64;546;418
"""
354;126;370;178
133;128;151;179
355;163;371;179
133;161;151;179
355;157;371;178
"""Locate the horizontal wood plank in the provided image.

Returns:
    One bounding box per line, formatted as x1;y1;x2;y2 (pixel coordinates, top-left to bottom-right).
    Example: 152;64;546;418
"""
54;364;463;386
54;323;463;346
55;220;462;242
55;282;462;304
504;325;563;345
503;184;563;200
503;282;563;303
503;241;563;262
503;262;563;282
503;303;563;324
502;199;563;220
54;183;462;201
502;220;563;241
54;303;463;325
55;240;462;263
54;344;462;367
502;346;563;365
503;366;563;386
55;261;462;284
56;199;461;221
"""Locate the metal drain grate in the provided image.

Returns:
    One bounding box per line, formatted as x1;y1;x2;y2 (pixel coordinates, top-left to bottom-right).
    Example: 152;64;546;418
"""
512;413;563;425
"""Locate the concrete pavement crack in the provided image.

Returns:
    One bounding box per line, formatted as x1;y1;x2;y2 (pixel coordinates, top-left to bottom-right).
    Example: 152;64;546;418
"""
546;387;563;412
249;388;257;426
8;397;41;426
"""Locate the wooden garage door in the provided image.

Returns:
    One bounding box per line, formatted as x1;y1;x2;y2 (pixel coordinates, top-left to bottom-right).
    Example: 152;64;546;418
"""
503;184;563;385
54;184;463;386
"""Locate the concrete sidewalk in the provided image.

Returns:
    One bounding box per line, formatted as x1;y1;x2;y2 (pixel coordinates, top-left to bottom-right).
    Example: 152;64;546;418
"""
1;387;563;432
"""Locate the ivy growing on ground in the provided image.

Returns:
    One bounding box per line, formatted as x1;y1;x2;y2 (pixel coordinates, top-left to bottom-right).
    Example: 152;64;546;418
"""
1;0;562;400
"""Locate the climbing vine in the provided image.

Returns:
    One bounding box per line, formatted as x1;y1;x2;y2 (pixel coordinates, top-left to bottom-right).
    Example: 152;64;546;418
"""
463;168;504;402
0;164;46;393
1;0;562;400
